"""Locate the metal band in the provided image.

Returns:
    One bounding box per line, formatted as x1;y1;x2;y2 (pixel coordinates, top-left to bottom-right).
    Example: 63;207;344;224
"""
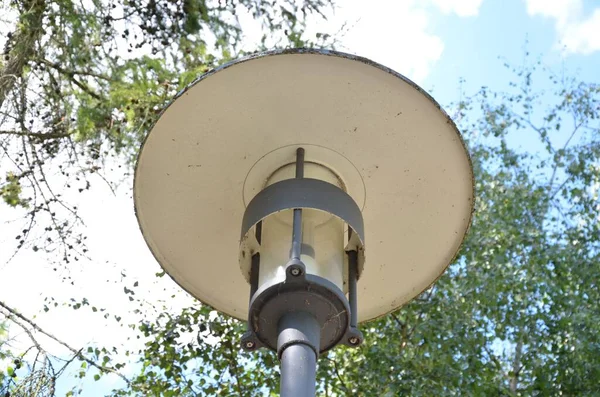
243;273;351;354
240;178;365;245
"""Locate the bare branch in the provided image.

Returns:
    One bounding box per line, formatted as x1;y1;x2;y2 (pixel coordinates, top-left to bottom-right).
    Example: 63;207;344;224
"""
29;140;86;226
0;129;71;140
0;300;131;385
3;312;44;354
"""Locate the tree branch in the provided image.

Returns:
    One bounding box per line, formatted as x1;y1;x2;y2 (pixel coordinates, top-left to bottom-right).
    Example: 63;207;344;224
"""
0;129;70;140
38;59;111;81
483;345;506;378
548;120;584;191
40;59;104;100
509;337;523;393
224;334;243;396
323;357;350;395
390;312;406;331
0;300;130;385
4;313;44;354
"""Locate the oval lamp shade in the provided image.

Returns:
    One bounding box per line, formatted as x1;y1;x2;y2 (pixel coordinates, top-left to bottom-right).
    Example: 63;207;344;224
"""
134;49;474;323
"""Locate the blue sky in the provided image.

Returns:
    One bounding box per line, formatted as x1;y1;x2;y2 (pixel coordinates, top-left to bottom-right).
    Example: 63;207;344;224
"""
424;0;599;103
1;0;599;395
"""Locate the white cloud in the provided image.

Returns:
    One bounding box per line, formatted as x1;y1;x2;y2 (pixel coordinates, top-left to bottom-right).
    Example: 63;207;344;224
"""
300;0;445;83
232;0;449;83
429;0;484;17
560;9;600;54
525;0;582;26
525;0;600;54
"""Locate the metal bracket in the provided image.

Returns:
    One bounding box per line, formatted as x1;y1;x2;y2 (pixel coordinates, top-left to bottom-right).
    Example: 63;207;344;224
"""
241;148;363;353
240;178;365;246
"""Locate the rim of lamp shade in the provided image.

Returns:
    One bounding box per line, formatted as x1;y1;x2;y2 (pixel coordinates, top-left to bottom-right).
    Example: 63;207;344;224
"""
133;48;475;323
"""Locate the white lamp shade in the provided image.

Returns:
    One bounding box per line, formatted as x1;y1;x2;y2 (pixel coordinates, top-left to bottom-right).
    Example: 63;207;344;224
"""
133;49;474;322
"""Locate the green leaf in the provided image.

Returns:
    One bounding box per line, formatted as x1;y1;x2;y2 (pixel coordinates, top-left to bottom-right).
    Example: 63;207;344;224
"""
1;172;27;208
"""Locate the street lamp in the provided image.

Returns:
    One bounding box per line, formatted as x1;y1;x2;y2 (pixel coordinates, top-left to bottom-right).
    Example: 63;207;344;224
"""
134;49;474;396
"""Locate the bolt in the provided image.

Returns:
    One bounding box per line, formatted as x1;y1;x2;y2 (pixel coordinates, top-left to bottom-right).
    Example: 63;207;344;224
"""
290;267;301;276
245;341;255;349
348;336;360;345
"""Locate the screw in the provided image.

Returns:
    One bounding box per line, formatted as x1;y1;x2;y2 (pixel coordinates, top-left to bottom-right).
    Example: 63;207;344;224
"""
245;341;255;349
290;267;301;276
348;336;360;345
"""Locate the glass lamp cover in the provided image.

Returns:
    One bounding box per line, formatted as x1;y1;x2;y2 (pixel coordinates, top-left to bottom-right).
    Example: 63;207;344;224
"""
258;162;347;291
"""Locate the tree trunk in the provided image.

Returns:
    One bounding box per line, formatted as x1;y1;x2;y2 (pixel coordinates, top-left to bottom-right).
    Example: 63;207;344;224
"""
509;338;523;393
0;0;46;109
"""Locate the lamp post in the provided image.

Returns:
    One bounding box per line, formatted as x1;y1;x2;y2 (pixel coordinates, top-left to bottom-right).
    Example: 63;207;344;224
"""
134;49;474;396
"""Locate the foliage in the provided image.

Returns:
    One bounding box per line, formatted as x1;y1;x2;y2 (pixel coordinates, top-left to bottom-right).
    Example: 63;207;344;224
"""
1;1;600;394
315;62;600;396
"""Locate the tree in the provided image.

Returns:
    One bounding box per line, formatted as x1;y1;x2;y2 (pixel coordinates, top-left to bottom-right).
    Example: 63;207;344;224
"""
1;0;333;395
1;1;599;394
315;61;600;396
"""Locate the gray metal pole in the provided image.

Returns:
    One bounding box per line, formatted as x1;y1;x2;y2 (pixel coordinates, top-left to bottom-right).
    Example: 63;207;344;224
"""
277;312;320;397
